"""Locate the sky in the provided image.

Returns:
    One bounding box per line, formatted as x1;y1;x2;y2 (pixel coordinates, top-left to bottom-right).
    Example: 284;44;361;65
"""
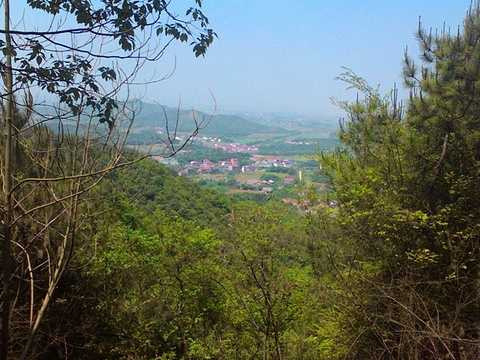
10;0;475;117
139;0;473;117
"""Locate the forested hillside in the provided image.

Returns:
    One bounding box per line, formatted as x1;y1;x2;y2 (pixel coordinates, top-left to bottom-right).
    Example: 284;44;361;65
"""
129;102;290;138
104;159;231;227
30;158;319;359
306;9;480;358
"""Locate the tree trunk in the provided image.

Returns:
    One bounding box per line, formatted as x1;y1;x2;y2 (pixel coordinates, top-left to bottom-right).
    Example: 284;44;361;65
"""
1;0;13;359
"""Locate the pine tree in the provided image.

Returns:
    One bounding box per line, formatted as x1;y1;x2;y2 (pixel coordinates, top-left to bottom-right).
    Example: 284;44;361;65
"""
311;5;480;358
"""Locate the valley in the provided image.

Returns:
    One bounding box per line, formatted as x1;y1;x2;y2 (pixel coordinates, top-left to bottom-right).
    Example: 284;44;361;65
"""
127;102;338;202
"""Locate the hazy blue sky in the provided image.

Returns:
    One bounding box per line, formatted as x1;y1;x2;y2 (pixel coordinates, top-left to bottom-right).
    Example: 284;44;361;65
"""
12;1;474;117
140;0;472;116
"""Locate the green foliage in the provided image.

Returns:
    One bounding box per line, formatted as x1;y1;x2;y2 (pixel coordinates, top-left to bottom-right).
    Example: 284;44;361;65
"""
216;202;316;359
231;191;269;204
260;172;282;183
308;8;480;358
107;222;219;358
14;3;480;360
1;2;216;355
9;2;215;129
266;166;296;175
30;155;321;359
73;206;223;359
258;139;338;156
105;157;232;228
173;145;252;165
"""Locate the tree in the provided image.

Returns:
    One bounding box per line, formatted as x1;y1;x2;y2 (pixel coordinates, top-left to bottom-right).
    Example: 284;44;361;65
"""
0;1;215;358
219;202;311;360
78;208;221;359
310;5;480;358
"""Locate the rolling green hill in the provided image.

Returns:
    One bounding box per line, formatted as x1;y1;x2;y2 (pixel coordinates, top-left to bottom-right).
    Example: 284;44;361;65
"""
131;101;290;137
35;101;290;138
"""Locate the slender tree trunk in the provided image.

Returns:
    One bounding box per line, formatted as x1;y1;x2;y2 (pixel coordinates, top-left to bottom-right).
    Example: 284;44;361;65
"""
20;232;69;360
1;0;13;359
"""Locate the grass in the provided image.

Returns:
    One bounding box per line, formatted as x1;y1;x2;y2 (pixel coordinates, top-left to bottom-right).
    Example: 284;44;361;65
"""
197;174;228;181
225;189;263;195
234;172;262;182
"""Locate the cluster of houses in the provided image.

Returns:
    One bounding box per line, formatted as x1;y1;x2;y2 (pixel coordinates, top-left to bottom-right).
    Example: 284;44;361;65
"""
247;156;294;171
209;142;257;152
176;156;295;176
193;136;222;143
283;140;313;145
178;158;240;176
188;136;259;152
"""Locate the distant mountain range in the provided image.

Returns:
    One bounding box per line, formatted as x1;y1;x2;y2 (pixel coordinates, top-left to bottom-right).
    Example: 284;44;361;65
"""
130;101;290;137
34;101;291;138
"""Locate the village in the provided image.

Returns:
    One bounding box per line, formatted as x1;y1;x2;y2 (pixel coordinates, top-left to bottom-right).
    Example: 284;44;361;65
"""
177;155;295;176
154;153;300;195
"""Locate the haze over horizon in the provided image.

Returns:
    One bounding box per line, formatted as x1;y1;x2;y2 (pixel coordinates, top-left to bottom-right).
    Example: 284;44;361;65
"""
13;1;474;117
143;1;472;117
